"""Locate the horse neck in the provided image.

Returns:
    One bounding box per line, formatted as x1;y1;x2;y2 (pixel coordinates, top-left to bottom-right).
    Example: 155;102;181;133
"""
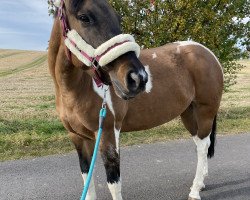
57;55;94;99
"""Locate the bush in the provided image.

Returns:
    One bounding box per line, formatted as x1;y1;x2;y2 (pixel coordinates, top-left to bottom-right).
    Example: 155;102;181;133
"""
109;0;250;90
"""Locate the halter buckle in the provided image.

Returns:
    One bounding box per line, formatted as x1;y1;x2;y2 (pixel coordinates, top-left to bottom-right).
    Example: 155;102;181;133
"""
102;86;109;109
91;58;100;70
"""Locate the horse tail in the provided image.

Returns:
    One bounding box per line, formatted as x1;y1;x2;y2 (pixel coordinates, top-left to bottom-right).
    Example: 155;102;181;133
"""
208;115;217;158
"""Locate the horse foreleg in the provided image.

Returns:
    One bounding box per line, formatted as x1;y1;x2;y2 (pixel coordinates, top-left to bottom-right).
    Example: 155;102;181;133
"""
189;135;210;200
69;132;97;200
101;127;123;200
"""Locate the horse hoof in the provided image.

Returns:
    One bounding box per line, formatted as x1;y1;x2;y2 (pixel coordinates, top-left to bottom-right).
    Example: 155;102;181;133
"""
188;198;200;200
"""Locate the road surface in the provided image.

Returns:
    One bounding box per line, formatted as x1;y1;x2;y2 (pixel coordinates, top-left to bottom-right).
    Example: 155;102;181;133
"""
0;134;250;200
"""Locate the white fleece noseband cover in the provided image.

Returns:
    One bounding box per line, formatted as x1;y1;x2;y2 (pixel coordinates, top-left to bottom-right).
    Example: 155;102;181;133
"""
64;30;140;67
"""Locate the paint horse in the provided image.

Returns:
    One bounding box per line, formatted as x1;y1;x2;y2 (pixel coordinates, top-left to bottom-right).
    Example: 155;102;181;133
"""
48;0;223;199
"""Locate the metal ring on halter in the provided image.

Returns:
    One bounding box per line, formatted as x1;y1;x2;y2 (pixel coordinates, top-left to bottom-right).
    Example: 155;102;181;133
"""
91;58;100;70
102;87;109;109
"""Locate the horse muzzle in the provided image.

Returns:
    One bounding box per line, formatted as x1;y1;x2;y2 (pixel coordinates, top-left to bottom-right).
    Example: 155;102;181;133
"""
111;67;148;100
126;69;148;94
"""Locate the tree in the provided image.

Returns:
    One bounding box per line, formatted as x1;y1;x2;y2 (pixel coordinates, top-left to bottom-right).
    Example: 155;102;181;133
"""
109;0;250;90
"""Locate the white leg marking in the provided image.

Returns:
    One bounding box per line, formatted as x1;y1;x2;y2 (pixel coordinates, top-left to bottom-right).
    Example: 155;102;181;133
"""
152;52;157;59
82;173;97;200
108;180;123;200
93;82;115;116
114;127;121;153
144;65;153;93
189;134;211;200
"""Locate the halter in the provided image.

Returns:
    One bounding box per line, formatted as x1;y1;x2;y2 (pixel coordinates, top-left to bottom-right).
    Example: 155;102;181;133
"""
54;0;140;87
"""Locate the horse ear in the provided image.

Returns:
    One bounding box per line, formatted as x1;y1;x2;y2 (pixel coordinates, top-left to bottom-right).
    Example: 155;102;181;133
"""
53;0;61;7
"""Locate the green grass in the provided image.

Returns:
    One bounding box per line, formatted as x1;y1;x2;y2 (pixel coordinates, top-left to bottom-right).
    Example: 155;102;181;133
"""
0;131;72;161
217;107;250;134
0;118;64;135
0;106;249;161
0;118;72;160
0;50;249;161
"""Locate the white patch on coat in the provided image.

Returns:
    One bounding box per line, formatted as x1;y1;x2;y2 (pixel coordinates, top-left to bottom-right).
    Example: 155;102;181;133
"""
189;134;211;200
82;173;97;200
93;83;115;116
152;52;157;59
144;65;153;93
175;41;224;77
176;46;181;54
114;127;121;153
108;181;123;200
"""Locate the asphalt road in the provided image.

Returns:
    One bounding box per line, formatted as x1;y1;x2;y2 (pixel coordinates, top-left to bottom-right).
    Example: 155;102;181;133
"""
1;134;250;200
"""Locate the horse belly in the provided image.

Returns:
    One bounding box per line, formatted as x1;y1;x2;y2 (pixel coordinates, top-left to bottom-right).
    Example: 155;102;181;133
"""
122;80;194;132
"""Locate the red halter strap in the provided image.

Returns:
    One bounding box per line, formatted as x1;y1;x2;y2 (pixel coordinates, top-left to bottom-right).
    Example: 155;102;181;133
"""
57;0;131;87
95;40;130;62
58;0;71;61
58;1;104;87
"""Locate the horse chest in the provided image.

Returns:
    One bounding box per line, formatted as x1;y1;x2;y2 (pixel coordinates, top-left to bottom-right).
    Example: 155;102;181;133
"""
60;97;101;134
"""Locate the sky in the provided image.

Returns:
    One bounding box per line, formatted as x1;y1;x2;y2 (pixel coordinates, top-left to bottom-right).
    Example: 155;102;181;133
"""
0;1;248;51
0;0;53;51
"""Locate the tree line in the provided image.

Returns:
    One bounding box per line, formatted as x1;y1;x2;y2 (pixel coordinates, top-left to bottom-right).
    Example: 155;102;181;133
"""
109;0;250;90
48;0;250;90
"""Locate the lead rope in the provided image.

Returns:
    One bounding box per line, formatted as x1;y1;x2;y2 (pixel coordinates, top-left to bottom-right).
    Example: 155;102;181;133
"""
80;86;108;200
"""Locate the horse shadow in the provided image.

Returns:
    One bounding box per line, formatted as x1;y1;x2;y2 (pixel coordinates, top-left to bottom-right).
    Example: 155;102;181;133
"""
179;177;250;200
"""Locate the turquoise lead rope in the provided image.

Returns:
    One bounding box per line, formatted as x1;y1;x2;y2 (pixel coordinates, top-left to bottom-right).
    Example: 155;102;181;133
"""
80;87;108;200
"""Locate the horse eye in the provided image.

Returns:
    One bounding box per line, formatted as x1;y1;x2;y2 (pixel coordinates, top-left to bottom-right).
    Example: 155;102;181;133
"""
78;14;91;24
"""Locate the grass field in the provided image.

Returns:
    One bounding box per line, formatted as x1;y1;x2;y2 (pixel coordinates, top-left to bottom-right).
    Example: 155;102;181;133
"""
0;50;249;161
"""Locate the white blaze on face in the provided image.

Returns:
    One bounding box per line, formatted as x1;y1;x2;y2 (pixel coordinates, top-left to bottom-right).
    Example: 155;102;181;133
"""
108;181;123;200
144;65;153;93
82;173;97;200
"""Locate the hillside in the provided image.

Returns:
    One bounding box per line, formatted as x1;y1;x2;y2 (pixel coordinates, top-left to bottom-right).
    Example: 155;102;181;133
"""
0;49;249;161
0;50;54;119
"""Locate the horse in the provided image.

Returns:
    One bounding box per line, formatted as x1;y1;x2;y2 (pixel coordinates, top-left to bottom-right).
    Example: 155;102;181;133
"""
48;0;223;200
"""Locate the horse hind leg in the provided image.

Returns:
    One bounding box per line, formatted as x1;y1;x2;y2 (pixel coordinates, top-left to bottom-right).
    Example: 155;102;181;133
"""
181;103;198;136
186;105;217;200
68;132;97;200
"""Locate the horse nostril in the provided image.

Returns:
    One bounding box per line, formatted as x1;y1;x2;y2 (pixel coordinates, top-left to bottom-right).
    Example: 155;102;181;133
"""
127;70;148;93
127;71;140;91
140;70;148;83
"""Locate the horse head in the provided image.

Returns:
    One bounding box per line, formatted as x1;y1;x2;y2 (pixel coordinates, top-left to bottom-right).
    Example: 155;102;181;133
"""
57;0;148;100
